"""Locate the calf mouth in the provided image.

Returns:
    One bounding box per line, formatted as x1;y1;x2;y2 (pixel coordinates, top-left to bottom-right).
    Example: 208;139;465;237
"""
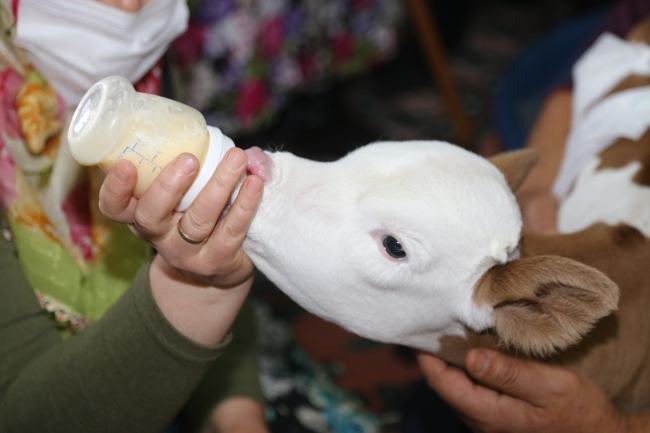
245;147;274;183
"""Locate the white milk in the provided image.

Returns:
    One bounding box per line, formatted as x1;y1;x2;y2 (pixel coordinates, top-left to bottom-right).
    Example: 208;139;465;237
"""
98;120;208;197
68;76;234;210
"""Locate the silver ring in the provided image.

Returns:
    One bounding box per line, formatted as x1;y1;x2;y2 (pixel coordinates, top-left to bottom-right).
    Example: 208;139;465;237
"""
177;219;206;244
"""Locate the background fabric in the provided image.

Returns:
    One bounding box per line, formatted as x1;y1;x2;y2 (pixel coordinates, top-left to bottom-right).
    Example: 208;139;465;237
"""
170;0;402;136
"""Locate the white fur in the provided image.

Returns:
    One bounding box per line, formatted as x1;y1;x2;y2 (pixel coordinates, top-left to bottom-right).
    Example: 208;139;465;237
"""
243;141;521;353
558;157;650;237
553;33;650;198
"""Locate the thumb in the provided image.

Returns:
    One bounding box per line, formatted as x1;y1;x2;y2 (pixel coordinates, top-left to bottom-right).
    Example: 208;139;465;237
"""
466;349;557;404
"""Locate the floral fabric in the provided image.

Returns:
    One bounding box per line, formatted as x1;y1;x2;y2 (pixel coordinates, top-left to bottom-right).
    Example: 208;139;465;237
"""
171;0;402;136
0;0;152;336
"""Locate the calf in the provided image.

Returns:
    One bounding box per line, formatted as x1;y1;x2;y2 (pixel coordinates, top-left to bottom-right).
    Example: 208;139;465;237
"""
240;29;650;412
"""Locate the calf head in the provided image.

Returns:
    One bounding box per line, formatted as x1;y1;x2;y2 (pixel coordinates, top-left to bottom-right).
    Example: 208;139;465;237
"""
243;141;618;358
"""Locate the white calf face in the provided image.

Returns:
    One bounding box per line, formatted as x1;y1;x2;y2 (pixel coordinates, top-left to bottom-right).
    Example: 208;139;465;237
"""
243;141;522;353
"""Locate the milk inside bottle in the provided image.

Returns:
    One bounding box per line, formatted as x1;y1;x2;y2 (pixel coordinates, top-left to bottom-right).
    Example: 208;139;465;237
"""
67;76;233;210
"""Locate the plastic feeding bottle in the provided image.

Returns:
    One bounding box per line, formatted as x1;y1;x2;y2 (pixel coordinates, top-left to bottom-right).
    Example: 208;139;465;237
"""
67;75;234;211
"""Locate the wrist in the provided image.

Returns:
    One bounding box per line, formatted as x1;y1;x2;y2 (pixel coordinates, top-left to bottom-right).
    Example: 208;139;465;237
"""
149;255;253;346
516;171;557;200
151;255;253;302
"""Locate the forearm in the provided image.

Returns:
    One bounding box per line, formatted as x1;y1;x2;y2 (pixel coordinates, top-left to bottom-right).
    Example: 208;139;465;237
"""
516;89;572;200
514;89;572;233
149;254;252;346
0;263;229;433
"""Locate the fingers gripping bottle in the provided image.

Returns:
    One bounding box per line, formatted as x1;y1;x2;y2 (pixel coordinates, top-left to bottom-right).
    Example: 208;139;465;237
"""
67;76;234;211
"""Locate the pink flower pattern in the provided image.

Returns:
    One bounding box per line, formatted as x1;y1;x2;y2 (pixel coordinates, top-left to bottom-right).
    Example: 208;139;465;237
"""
236;78;269;123
330;32;355;64
171;26;209;72
172;0;400;135
61;182;93;262
0;138;17;210
0;69;22;210
260;16;285;58
134;62;163;96
0;69;24;140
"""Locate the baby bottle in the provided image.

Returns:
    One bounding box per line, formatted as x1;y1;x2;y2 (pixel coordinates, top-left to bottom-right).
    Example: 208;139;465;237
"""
67;75;234;211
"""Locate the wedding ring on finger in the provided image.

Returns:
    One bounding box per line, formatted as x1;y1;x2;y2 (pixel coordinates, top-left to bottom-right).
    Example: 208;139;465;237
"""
177;219;206;244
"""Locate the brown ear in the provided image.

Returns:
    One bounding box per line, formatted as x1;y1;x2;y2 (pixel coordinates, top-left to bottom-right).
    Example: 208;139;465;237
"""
488;149;540;192
473;255;619;357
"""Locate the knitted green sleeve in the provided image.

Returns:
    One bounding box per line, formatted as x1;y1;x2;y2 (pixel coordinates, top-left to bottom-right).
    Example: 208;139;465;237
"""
0;230;231;433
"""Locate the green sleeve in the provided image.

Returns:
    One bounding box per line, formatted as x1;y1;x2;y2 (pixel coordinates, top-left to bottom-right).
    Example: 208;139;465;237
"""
177;300;266;433
0;232;231;433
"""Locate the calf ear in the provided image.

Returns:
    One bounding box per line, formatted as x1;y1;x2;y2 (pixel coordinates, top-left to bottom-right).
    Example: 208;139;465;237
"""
473;255;619;357
488;149;539;192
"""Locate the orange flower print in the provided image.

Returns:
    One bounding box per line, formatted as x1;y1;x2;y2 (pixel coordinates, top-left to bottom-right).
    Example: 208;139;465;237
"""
16;69;62;154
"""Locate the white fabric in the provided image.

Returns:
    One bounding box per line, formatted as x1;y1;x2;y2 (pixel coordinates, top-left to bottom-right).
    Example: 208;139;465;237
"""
14;0;188;107
553;33;650;198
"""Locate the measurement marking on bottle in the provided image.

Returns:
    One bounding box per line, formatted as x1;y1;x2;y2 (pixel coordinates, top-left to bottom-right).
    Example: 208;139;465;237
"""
117;141;163;174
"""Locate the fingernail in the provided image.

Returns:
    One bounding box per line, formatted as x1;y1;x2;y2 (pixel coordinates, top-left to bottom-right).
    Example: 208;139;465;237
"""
226;150;245;169
469;350;490;377
246;177;263;194
176;154;196;174
114;163;129;182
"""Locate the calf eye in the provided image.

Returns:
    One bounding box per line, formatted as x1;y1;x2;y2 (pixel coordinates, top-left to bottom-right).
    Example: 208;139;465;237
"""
382;235;406;259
